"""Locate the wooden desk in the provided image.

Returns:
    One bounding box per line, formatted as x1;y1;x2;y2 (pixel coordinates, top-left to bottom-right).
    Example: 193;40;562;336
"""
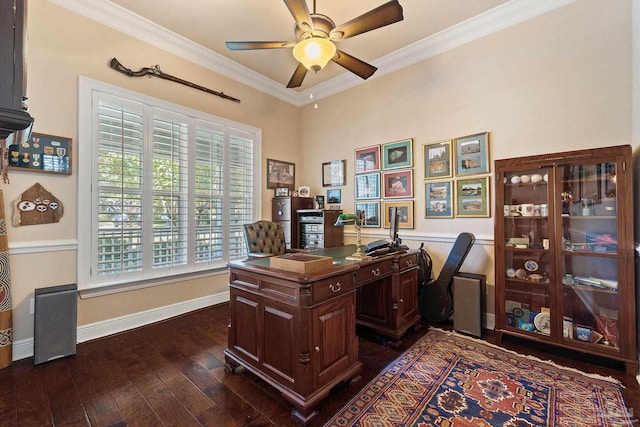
224;246;420;424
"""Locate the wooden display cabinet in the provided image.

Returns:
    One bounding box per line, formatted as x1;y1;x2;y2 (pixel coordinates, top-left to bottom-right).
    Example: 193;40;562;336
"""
494;145;637;374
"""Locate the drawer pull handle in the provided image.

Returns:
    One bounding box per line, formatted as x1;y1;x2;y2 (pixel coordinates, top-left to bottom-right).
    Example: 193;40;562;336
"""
330;282;341;292
405;260;413;267
372;268;381;277
315;346;320;352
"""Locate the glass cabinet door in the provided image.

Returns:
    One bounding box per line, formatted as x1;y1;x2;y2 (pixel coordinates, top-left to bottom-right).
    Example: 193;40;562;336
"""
558;161;620;350
501;169;553;337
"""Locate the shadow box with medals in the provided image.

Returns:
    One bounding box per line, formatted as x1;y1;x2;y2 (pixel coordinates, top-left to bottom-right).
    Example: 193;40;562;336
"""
8;132;72;175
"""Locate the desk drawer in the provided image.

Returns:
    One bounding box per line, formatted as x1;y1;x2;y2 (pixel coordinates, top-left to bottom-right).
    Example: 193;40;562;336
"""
397;252;418;271
312;272;354;303
355;259;392;285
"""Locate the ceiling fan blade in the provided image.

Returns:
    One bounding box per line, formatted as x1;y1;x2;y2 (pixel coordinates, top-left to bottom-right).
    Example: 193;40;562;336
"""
226;41;295;50
286;63;309;88
332;50;377;80
329;0;404;41
283;0;314;33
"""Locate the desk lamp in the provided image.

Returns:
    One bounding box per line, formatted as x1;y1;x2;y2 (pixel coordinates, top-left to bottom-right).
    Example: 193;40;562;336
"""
334;213;370;260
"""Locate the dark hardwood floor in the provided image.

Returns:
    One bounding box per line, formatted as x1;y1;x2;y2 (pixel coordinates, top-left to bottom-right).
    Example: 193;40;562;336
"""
0;303;638;426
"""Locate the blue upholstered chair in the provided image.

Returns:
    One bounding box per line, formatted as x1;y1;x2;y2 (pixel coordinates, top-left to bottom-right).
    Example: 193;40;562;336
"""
243;220;287;258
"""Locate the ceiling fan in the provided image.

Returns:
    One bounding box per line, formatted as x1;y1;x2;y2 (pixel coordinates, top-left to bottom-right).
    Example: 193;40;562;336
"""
225;0;404;88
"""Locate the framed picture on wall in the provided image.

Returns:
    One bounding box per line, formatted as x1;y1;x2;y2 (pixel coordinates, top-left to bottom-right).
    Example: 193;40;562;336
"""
382;139;413;170
382;169;413;199
383;200;414;229
454;132;489;176
425;181;453;218
267;158;295;190
327;188;341;204
455;176;490;217
8;132;72;175
354;145;381;173
322;159;346;186
423;140;452;180
354;173;380;200
355;201;381;228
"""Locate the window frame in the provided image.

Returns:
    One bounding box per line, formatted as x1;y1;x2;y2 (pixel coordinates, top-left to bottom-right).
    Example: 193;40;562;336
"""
78;77;261;292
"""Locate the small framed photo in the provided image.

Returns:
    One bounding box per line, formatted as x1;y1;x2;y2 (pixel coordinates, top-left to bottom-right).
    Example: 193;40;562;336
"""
354;145;381;174
355;201;381;228
454;132;489;176
298;186;311;197
382;169;413;199
383;200;414;229
327;188;341;204
382;138;413;170
315;195;325;209
322;159;346;187
267;158;295;190
455;176;490;217
423;140;452;180
425;181;453;218
355;173;380;200
275;187;289;197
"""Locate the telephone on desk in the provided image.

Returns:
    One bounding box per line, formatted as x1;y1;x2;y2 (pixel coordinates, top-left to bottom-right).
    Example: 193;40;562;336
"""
364;239;409;257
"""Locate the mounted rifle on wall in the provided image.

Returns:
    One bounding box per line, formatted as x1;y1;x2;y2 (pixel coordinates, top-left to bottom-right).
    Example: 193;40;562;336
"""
108;58;241;103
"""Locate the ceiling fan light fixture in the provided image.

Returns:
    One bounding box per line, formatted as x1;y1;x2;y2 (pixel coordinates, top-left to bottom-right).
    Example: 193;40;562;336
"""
292;37;336;72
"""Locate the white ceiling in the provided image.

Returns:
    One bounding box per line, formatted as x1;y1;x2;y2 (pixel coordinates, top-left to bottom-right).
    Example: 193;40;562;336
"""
50;0;574;105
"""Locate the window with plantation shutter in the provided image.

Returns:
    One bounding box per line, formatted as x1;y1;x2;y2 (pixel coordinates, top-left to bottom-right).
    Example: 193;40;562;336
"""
78;79;260;290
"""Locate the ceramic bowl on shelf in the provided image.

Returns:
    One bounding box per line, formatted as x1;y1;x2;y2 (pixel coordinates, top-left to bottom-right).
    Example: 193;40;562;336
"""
506;268;516;278
510;176;521;184
531;174;543;183
515;268;527;279
520;175;531;183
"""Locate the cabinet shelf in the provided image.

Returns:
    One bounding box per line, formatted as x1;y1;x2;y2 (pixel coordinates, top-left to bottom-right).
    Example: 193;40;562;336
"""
563;284;618;295
562;250;617;258
495;145;636;374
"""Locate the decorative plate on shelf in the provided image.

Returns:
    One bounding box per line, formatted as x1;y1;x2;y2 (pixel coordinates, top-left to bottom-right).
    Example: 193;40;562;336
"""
515;268;527;279
524;259;538;271
534;312;551;335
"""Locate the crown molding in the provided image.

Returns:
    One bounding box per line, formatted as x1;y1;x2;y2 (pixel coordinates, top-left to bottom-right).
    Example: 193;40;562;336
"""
48;0;574;107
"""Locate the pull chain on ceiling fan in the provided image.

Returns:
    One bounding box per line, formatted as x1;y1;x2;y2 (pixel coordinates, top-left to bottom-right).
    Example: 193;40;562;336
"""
225;0;404;88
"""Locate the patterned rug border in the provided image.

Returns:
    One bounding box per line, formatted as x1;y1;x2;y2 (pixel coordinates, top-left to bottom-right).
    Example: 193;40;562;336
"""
324;327;634;426
429;327;625;387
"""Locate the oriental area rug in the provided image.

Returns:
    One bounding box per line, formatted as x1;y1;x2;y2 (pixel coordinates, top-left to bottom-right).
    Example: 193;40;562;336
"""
324;328;633;427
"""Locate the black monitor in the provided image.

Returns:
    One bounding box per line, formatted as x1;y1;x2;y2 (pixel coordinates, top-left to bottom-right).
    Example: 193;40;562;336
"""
389;206;401;247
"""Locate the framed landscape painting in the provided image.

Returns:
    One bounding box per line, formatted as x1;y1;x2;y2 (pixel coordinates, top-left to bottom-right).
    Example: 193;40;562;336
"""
425;181;453;218
267;158;295;190
423;140;452;180
455;176;490;217
455;132;489;176
382;139;413;170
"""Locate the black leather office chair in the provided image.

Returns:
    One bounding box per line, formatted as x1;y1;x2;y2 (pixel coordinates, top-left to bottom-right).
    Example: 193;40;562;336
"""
419;232;475;322
243;220;286;258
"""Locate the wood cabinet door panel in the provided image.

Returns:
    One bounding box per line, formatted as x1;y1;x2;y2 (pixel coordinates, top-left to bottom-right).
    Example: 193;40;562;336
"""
232;294;260;362
312;294;356;388
263;305;295;383
396;268;418;326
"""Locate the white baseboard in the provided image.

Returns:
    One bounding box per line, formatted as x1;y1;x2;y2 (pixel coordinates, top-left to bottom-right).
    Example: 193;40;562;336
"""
12;291;494;362
12;290;230;362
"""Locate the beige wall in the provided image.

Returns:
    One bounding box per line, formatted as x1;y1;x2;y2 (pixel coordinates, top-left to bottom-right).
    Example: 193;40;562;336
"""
2;0;636;347
297;0;635;315
5;0;301;342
